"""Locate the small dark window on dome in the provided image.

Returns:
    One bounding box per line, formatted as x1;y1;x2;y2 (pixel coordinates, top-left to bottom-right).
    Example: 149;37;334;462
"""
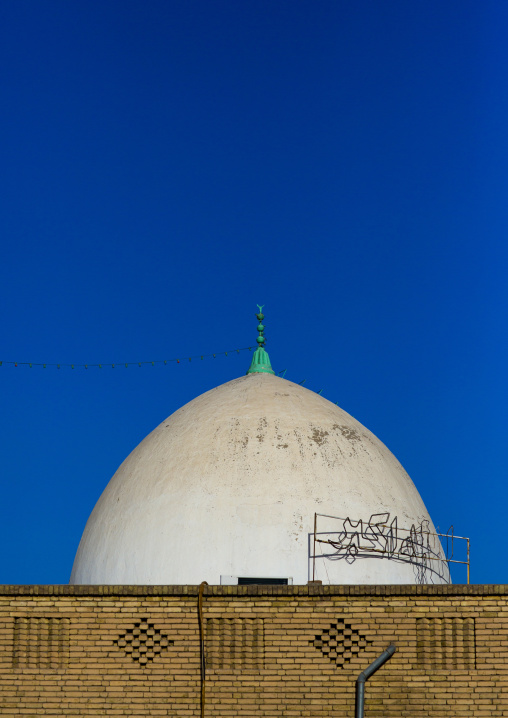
237;577;288;585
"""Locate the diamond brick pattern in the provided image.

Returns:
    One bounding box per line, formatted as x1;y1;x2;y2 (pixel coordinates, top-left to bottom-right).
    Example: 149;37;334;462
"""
116;618;173;665
311;619;372;668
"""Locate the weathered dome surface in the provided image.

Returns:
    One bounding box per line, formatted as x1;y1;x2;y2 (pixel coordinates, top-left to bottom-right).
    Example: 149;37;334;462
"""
70;373;449;585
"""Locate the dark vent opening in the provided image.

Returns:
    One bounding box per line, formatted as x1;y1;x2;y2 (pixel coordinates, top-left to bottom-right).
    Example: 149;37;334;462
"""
238;577;288;585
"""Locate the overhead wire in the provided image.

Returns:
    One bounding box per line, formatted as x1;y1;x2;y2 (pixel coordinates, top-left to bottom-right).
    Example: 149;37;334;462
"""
0;352;343;408
0;346;254;369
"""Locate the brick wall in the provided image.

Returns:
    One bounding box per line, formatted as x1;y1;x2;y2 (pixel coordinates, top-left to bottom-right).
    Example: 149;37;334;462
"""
0;584;507;717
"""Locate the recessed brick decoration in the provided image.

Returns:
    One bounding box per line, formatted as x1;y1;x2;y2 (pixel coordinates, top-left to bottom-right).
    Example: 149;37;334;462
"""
205;617;264;670
311;618;372;667
116;618;173;665
12;616;69;669
417;616;476;669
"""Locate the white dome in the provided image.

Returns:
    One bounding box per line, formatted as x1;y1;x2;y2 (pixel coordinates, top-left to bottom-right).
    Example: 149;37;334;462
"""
70;373;449;585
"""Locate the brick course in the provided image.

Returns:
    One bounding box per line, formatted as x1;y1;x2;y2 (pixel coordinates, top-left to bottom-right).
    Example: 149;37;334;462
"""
0;584;506;717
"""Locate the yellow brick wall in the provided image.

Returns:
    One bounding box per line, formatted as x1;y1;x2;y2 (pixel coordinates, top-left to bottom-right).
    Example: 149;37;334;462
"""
0;584;507;717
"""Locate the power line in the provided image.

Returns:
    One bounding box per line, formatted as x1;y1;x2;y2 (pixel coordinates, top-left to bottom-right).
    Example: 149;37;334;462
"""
0;345;254;369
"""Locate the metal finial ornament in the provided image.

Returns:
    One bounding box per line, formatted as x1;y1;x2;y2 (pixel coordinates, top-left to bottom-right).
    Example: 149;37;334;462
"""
256;305;266;348
246;305;275;375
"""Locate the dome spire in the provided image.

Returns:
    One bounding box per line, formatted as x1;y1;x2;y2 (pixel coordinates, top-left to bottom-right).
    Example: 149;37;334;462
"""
246;304;275;375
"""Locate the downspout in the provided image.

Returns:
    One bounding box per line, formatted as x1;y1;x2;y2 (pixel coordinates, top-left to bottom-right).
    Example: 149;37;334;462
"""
198;582;208;718
355;643;396;718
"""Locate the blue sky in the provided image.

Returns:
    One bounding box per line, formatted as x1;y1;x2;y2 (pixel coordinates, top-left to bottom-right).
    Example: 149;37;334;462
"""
1;1;506;584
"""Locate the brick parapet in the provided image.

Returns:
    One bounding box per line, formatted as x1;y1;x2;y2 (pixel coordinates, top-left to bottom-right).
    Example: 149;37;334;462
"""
0;584;507;717
0;583;506;597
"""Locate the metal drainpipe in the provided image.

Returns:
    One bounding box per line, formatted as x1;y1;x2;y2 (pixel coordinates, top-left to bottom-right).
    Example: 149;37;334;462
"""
355;643;396;718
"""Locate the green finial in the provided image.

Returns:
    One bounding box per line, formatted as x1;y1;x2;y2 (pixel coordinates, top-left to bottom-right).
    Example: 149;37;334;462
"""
247;304;275;375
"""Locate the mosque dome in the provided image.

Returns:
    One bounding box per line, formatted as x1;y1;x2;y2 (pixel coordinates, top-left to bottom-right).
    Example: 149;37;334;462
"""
70;312;449;586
